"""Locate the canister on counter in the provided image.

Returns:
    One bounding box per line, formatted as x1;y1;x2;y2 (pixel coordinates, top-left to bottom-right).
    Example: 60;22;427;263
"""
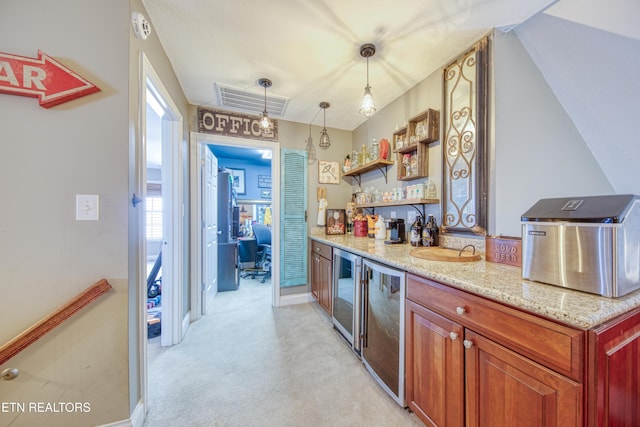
354;219;367;237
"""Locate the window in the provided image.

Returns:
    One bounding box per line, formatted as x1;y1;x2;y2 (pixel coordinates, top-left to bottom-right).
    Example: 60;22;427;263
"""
146;196;163;240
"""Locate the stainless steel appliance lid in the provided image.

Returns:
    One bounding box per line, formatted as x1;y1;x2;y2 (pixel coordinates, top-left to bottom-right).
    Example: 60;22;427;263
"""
521;194;637;223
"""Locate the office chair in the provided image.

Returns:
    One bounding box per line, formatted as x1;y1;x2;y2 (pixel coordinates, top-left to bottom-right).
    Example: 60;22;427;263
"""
251;223;272;283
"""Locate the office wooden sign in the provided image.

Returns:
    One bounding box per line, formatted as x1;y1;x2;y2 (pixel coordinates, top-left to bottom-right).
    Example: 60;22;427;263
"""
0;50;100;108
197;107;278;141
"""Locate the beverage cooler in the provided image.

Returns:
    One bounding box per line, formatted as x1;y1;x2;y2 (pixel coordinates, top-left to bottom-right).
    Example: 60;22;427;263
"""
332;249;362;353
361;259;406;407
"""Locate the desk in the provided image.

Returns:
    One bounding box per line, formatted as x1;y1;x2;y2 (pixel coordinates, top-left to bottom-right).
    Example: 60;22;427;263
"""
218;241;238;292
238;238;257;269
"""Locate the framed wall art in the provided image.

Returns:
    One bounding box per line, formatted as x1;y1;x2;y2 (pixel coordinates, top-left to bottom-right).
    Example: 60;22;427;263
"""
318;160;340;184
227;168;246;195
258;174;271;188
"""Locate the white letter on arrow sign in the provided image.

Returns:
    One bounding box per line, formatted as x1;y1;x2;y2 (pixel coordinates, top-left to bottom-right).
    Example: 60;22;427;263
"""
23;65;46;90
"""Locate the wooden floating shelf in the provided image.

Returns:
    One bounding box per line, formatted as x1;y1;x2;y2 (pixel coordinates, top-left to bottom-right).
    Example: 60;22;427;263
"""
354;199;439;209
343;159;394;177
343;159;394;185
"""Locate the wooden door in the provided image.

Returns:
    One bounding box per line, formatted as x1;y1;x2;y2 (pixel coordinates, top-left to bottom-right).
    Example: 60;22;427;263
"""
405;300;464;427
465;330;582;427
202;147;218;314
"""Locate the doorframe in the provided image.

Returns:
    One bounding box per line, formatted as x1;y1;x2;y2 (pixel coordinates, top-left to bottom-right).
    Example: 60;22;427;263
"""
138;53;185;414
189;132;281;317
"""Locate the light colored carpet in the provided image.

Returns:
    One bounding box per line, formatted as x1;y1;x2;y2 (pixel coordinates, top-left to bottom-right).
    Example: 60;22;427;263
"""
144;277;422;427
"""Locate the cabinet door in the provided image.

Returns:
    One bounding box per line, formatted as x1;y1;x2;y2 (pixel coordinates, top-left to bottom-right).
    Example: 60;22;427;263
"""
405;300;464;427
588;308;640;426
318;254;332;314
465;330;582;427
310;251;320;301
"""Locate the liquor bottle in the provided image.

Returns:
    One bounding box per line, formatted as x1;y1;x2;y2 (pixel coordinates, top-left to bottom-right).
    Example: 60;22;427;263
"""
427;214;439;247
421;223;433;247
410;215;422;247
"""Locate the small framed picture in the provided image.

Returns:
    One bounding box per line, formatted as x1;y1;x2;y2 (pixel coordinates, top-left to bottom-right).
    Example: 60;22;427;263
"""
227;168;245;195
318;160;340;184
326;209;346;235
258;174;271;188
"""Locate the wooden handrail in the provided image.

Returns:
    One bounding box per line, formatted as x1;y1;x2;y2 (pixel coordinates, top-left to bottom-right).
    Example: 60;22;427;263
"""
0;279;112;366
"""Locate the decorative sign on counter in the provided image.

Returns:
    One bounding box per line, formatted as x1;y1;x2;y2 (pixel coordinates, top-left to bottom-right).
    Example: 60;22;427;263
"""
0;50;100;108
485;235;522;267
197;106;278;141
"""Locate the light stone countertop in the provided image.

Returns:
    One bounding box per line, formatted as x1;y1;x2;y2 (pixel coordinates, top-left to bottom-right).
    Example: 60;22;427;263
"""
310;234;640;330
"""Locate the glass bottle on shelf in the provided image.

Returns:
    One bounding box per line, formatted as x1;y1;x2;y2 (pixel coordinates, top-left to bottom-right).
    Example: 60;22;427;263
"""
370;139;379;161
361;145;368;165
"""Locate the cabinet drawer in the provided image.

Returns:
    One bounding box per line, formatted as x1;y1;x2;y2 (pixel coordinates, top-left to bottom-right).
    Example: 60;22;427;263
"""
407;273;584;381
311;240;332;260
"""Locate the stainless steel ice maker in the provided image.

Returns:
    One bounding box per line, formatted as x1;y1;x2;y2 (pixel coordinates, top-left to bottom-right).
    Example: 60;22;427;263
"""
521;194;640;297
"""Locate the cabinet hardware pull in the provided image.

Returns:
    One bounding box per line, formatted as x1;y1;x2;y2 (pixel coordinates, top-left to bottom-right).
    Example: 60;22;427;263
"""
463;339;473;349
456;306;466;315
449;332;459;340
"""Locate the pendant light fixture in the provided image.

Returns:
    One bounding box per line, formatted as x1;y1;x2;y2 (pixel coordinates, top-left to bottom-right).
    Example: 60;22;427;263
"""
258;78;273;136
359;43;376;118
319;101;331;149
306;123;317;164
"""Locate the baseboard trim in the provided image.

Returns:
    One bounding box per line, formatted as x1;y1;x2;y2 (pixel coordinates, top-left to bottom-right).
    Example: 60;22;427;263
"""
96;400;144;427
278;292;314;306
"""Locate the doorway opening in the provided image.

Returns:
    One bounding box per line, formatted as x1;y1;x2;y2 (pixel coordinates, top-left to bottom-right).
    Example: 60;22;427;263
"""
190;133;281;317
209;144;273;292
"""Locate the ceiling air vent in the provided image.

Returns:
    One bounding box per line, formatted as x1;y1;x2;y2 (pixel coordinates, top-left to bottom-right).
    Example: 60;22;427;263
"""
215;83;289;117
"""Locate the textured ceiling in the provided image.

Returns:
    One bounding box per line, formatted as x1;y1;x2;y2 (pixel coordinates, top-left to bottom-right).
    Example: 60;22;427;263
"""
142;0;556;131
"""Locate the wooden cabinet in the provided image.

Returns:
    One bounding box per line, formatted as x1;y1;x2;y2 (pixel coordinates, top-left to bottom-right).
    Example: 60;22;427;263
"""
406;300;464;427
465;330;582;427
310;240;332;314
588;307;640;426
406;273;583;427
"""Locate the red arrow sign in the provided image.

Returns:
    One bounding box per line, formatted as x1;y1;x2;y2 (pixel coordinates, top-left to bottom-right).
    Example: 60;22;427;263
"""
0;50;100;108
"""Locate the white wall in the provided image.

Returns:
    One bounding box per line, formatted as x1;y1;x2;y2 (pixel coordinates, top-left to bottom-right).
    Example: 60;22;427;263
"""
0;1;131;425
0;0;192;425
491;30;614;236
515;8;640;195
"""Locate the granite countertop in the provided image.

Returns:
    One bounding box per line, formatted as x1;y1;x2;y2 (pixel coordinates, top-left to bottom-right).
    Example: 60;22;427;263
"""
310;233;640;330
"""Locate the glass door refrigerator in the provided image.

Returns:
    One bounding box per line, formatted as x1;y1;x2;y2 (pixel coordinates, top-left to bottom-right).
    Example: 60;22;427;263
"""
361;258;406;407
332;248;362;353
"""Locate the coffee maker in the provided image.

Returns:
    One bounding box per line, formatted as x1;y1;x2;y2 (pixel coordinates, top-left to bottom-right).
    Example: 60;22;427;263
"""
385;218;406;244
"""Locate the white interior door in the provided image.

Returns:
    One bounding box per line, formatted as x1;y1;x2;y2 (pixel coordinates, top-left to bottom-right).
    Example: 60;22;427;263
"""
202;146;218;313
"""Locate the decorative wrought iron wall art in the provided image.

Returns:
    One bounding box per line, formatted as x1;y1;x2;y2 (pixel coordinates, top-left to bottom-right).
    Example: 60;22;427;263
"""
442;37;489;235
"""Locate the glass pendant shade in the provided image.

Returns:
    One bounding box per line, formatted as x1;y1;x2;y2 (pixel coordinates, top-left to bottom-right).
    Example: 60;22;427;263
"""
260;112;270;131
306;125;317;164
359;85;376;117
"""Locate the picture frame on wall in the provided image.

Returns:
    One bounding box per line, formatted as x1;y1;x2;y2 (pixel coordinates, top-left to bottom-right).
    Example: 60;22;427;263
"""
258;174;271;188
227;168;246;195
318;160;340;184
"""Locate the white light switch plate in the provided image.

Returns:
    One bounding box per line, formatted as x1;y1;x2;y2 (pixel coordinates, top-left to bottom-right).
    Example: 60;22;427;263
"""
76;194;99;221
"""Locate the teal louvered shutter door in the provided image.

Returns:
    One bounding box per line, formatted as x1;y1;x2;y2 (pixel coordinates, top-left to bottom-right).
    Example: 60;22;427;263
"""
280;149;308;287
